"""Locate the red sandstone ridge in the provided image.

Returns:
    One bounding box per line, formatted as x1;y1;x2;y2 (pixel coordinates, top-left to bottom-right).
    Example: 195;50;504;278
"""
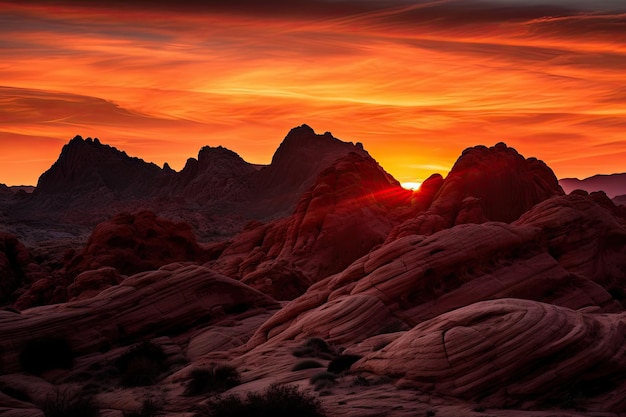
211;152;422;300
12;211;209;309
389;142;563;238
65;210;206;277
0;233;47;305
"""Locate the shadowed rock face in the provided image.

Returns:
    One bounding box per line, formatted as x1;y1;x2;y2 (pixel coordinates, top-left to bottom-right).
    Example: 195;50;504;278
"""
0;233;47;305
11;211;208;309
389;143;564;238
163;145;256;203
252;124;370;213
34;136;165;206
64;210;206;277
211;152;417;300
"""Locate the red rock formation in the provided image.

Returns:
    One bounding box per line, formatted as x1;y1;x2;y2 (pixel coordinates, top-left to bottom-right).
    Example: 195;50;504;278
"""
164;145;256;202
389;143;563;239
354;298;626;411
64;210;206;277
247;193;625;349
0;263;279;374
515;193;626;293
0;233;47;305
251;124;371;217
212;152;416;299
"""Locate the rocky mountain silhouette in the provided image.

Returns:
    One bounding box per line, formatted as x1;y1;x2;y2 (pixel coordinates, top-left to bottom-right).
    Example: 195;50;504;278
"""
1;126;625;416
17;125;369;235
34;136;165;208
560;172;626;198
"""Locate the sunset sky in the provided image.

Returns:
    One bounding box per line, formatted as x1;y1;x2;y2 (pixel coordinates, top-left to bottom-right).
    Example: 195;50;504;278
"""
1;0;625;186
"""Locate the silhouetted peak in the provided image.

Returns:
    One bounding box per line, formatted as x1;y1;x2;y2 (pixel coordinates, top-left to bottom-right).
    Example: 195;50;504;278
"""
163;162;174;172
197;145;244;164
285;124;315;139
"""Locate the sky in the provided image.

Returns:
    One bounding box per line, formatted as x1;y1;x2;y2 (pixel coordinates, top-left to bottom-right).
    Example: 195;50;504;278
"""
1;0;625;186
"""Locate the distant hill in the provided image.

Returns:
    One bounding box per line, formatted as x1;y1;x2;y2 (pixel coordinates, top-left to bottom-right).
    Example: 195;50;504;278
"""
560;173;626;198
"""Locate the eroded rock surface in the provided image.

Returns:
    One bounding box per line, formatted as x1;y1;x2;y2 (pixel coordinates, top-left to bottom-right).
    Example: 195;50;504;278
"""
355;298;626;411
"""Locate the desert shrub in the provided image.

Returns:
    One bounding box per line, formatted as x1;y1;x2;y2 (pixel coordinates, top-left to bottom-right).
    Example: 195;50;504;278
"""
309;371;337;391
351;376;370;387
292;360;324;371
39;387;99;417
426;409;437;417
292;338;334;360
327;354;361;374
20;337;74;375
184;365;241;396
195;383;326;417
115;341;168;387
124;398;161;417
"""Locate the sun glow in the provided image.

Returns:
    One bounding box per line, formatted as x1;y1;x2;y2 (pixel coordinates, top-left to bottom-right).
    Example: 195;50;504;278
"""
401;181;422;191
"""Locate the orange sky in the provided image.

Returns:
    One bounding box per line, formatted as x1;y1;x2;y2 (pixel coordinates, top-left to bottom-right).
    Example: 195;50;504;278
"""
1;0;625;186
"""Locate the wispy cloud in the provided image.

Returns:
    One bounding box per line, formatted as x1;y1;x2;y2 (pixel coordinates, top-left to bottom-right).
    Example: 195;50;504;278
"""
0;0;625;185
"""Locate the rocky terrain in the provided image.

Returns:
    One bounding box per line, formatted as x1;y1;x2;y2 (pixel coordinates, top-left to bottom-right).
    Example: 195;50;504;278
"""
0;126;625;417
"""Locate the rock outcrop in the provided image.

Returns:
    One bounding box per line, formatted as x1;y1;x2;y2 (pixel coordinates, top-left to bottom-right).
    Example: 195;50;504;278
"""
247;193;624;349
211;152;417;299
33;136;166;209
163;145;256;203
389;143;563;238
0;263;279;374
0;233;47;306
354;298;626;411
251;124;370;216
12;211;208;309
64;210;206;277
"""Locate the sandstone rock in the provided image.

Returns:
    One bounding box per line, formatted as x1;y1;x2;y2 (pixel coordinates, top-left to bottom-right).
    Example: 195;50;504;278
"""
66;267;124;301
65;210;206;277
354;298;626;411
212;152;414;299
515;193;626;293
390;143;563;238
0;233;48;305
0;263;279;374
247;202;622;348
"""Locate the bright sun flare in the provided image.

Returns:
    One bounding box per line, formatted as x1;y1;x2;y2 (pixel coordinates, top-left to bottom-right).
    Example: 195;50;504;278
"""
401;181;422;190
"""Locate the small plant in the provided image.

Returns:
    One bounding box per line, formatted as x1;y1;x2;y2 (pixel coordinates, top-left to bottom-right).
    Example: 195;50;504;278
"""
39;387;99;417
309;371;337;392
351;376;370;387
292;338;335;360
327;354;361;374
292;360;324;371
426;409;437;417
184;365;241;396
194;383;327;417
124;398;161;417
115;341;168;387
20;337;74;375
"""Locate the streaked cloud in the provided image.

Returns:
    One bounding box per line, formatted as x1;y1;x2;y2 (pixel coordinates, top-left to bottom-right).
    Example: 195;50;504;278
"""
1;0;625;185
